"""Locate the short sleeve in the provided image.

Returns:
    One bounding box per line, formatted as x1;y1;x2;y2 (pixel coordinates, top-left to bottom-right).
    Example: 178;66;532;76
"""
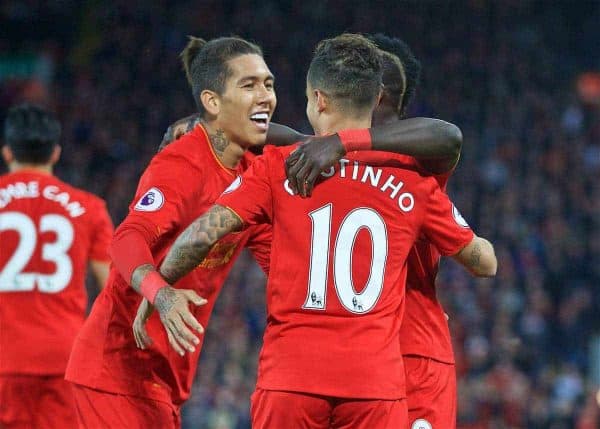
421;184;474;256
216;154;273;226
116;152;200;243
246;224;272;275
88;200;114;261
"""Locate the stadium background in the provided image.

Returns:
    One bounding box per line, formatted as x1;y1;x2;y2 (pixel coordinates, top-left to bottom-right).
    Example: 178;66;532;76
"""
1;1;599;428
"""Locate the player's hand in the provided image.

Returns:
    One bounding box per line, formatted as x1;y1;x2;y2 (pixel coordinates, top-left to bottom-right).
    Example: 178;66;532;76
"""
133;298;155;350
158;113;201;152
284;134;345;197
154;286;207;356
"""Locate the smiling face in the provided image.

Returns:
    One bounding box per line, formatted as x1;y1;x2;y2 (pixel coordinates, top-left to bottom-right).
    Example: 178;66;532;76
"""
215;54;276;148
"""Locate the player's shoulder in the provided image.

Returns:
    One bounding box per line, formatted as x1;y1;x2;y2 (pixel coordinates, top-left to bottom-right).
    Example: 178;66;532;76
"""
153;124;210;169
261;144;296;162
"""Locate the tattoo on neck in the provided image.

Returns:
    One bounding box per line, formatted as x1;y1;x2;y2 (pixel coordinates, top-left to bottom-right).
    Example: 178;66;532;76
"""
209;129;230;157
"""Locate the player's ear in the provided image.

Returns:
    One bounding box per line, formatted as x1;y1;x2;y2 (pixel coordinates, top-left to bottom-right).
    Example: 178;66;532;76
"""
376;87;384;107
200;90;220;117
1;145;14;164
315;89;328;113
49;145;61;166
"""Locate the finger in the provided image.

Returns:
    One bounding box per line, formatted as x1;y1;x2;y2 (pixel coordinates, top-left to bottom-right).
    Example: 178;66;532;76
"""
133;325;142;349
169;316;199;351
165;327;186;356
288;153;307;194
167;319;192;355
181;310;205;335
138;322;153;348
182;290;208;306
303;168;322;197
295;162;314;198
285;153;302;194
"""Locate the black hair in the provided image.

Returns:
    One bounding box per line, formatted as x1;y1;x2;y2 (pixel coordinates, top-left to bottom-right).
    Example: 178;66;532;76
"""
369;33;422;117
307;33;383;115
181;36;263;116
3;103;61;164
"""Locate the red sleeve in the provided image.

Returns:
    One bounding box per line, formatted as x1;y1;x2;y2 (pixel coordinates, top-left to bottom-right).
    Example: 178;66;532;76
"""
246;224;272;275
111;151;201;283
216;154;273;226
88;199;114;261
420;183;474;256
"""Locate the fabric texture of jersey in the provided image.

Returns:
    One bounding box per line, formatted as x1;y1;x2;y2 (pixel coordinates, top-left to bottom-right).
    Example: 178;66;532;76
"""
0;375;78;429
250;388;408;429
392;155;459;364
404;356;457;429
65;125;271;406
0;171;113;376
72;384;181;429
217;145;474;400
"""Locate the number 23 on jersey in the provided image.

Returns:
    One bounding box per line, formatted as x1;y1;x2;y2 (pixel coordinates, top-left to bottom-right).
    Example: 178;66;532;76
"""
0;211;74;293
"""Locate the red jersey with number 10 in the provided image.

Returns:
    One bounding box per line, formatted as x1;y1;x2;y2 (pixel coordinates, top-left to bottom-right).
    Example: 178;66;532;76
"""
0;171;113;375
217;145;474;399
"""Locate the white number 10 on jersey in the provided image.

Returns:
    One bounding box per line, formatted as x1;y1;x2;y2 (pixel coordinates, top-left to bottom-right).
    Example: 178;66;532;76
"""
0;212;74;293
303;204;388;314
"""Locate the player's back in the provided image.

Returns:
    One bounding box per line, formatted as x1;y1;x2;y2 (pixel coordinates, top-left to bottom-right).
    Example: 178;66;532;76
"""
0;170;112;375
389;156;458;363
218;145;472;400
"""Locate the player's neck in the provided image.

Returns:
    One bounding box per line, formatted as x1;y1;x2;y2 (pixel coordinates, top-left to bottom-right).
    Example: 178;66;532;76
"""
316;113;372;136
8;162;53;175
201;120;245;170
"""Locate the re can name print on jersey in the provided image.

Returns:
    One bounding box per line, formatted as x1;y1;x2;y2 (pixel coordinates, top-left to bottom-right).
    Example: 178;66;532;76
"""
0;181;86;217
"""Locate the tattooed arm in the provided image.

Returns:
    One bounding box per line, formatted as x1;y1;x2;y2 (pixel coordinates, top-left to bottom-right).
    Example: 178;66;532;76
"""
135;205;243;356
452;235;497;277
159;205;243;283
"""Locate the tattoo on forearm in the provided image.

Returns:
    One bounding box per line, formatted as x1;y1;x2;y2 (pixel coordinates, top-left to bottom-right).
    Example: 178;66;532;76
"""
160;205;242;283
131;264;155;293
209;129;230;157
469;244;482;268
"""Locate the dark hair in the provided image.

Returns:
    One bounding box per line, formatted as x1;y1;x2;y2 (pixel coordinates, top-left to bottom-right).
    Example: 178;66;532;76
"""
181;36;263;116
3;103;61;164
368;33;422;117
307;33;383;115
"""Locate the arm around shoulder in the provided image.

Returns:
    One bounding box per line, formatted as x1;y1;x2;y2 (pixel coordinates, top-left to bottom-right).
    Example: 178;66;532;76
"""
451;234;497;277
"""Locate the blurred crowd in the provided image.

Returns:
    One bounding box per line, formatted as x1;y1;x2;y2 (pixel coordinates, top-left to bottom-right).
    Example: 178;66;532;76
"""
2;1;599;428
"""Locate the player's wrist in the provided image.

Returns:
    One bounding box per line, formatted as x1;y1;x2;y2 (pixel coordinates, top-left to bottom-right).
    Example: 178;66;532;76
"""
140;271;169;304
338;129;372;153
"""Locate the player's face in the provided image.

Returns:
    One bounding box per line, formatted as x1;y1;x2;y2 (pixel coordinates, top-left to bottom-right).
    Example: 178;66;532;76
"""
218;54;276;148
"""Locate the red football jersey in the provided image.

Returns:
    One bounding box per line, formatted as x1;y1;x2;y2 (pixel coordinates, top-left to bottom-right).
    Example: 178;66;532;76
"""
217;145;474;400
0;171;113;375
397;155;459;363
65;125;271;405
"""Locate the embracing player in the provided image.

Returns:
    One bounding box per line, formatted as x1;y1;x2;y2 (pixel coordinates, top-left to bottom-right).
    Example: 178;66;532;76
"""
0;104;113;428
153;34;497;428
279;33;489;428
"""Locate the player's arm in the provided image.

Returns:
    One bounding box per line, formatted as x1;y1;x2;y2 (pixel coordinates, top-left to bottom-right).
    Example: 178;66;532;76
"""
285;118;462;196
266;122;310;146
159;205;244;283
451;235;497;277
421;186;497;278
87;199;114;290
